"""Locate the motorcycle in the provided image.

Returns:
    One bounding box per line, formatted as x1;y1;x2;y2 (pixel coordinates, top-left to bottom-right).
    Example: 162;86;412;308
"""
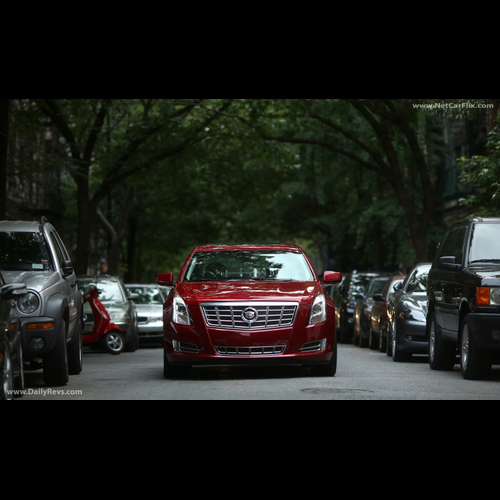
83;287;125;355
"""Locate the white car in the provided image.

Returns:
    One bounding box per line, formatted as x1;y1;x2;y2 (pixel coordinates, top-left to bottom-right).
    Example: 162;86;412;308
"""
125;284;171;344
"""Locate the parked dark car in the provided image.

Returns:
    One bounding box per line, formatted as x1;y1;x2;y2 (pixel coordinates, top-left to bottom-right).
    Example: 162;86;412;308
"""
427;217;500;380
1;274;27;400
370;276;406;353
353;276;390;348
335;272;381;344
389;263;432;362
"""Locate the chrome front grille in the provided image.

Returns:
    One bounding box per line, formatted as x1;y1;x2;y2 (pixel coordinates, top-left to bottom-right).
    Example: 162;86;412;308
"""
201;302;299;330
215;346;286;356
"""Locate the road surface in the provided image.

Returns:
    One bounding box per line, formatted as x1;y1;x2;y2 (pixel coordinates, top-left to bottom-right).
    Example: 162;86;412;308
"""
19;345;500;400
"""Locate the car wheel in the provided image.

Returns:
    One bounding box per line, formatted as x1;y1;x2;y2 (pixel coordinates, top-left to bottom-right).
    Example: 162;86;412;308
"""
43;320;69;387
379;323;387;353
460;317;491;380
387;324;393;357
369;324;378;351
68;323;83;375
313;336;337;377
163;353;191;379
0;344;14;401
103;331;125;355
428;312;455;371
393;321;411;362
13;341;24;397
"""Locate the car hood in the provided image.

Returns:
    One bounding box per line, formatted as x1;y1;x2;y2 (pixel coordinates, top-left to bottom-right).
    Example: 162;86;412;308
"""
1;270;60;293
403;292;429;321
176;281;321;305
466;266;500;286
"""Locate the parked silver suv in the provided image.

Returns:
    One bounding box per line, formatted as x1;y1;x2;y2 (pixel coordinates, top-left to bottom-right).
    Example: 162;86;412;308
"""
0;218;83;386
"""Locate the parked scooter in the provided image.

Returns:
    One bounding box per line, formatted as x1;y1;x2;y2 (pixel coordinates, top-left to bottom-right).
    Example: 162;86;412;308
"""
83;287;124;355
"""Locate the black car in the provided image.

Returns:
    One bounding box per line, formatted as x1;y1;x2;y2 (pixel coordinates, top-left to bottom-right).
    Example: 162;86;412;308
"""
0;273;27;400
428;217;500;380
388;264;432;362
353;276;390;348
334;272;381;344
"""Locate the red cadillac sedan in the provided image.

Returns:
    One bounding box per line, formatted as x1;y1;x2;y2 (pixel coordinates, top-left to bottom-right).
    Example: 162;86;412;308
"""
157;244;342;378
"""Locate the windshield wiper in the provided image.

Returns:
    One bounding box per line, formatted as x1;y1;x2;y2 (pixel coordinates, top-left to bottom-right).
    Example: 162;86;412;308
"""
470;259;500;264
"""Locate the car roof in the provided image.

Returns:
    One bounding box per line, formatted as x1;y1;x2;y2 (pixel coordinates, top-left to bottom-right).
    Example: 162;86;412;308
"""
192;244;303;252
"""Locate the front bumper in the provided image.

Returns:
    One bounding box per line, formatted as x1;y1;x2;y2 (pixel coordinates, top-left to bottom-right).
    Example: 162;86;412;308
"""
164;321;335;368
395;318;428;354
138;321;164;341
20;316;58;359
466;313;500;350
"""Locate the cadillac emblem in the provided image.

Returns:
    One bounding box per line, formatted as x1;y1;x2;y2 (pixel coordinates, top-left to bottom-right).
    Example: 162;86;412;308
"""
242;308;259;324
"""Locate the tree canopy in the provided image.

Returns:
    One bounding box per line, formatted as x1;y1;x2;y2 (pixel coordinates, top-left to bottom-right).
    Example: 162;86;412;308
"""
1;98;498;279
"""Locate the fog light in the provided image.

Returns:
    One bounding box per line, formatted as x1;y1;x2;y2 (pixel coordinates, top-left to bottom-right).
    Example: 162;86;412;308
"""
30;337;45;350
172;340;180;352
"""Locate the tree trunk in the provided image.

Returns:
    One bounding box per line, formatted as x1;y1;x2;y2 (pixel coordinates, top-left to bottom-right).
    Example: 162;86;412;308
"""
0;99;9;220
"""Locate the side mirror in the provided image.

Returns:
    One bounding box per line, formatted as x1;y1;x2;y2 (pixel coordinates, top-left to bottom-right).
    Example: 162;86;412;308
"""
394;282;403;292
323;271;342;286
1;283;28;301
373;294;386;303
128;293;140;302
355;293;365;300
438;256;462;271
157;273;174;287
62;259;74;278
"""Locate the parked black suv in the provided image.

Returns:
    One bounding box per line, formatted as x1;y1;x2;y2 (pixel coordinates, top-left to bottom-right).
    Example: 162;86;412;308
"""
427;217;500;380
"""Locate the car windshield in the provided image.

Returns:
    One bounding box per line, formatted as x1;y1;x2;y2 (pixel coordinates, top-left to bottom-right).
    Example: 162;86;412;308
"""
183;251;315;282
79;280;125;302
368;279;388;297
127;286;164;305
0;232;54;272
406;265;432;293
469;224;500;263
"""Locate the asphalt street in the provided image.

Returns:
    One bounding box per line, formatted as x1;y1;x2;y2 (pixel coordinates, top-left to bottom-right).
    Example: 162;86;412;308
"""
19;345;500;400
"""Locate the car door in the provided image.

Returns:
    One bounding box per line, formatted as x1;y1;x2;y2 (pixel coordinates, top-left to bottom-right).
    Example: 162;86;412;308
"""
47;229;78;337
435;226;467;333
443;225;468;333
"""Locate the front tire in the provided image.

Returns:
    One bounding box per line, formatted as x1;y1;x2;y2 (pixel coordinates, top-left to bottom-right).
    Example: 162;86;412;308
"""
460;317;492;380
428;313;456;371
313;337;338;377
43;320;69;387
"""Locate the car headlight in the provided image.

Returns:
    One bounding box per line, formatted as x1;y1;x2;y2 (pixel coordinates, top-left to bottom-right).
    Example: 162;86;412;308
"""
477;287;500;306
310;294;327;325
18;292;40;315
110;311;130;322
173;295;190;326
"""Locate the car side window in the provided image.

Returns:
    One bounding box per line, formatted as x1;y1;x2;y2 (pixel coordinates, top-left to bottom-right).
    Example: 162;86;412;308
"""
453;226;468;265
